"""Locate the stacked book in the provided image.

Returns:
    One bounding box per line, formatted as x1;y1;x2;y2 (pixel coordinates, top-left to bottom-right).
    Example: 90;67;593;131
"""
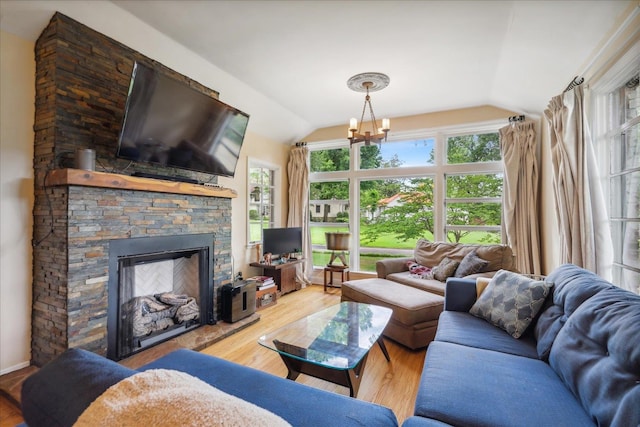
247;275;276;291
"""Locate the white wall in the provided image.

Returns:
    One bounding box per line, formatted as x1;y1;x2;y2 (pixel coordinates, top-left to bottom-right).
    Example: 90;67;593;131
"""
0;31;35;374
219;131;290;281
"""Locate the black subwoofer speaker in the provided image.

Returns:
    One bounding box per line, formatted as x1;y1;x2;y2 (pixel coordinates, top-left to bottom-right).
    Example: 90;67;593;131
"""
221;281;256;323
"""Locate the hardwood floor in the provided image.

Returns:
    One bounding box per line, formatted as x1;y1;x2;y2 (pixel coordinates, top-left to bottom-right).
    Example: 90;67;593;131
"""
0;397;23;427
0;284;426;426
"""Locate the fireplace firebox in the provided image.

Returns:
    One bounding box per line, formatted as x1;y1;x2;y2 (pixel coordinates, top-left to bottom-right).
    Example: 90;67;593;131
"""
107;234;215;360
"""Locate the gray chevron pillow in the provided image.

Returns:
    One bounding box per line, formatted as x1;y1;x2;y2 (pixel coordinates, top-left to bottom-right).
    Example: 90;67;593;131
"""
469;270;553;338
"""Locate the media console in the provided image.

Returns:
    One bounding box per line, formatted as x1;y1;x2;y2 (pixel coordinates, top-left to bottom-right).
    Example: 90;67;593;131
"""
249;258;305;295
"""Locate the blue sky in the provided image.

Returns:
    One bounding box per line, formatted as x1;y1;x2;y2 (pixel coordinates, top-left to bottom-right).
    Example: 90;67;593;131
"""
377;138;435;167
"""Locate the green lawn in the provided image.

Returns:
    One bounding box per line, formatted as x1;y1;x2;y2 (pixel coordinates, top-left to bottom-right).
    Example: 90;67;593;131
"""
310;225;431;249
312;251;405;272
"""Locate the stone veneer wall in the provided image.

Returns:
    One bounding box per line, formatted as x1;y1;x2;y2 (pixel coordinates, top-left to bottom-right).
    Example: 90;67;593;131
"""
32;13;232;366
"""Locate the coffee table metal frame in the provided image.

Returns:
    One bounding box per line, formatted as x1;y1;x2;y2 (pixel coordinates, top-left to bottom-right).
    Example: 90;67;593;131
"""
259;301;391;397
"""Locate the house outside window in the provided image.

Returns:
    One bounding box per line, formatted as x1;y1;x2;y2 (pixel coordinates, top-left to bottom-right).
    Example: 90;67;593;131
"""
248;161;278;244
593;61;639;293
309;124;504;272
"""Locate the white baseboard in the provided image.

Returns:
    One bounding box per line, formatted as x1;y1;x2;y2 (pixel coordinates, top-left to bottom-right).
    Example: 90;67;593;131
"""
1;360;31;376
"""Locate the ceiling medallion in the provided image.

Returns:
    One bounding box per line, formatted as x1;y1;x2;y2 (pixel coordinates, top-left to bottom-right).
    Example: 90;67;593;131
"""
346;72;390;92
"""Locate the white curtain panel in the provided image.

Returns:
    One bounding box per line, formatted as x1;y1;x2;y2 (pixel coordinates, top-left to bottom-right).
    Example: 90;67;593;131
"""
499;121;542;275
287;146;312;286
543;85;613;278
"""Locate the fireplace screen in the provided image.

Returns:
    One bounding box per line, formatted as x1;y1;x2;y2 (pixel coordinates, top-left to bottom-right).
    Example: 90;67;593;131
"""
118;250;202;357
107;234;214;360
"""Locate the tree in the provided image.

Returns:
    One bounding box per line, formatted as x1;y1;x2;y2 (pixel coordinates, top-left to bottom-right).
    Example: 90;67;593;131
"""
362;178;435;242
446;133;501;164
360;188;381;222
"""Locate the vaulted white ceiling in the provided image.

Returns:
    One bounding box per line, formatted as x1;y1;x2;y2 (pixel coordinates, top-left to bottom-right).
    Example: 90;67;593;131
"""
1;1;634;142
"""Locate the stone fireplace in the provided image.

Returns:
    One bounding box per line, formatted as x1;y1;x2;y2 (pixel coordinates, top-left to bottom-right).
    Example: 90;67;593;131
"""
30;13;238;366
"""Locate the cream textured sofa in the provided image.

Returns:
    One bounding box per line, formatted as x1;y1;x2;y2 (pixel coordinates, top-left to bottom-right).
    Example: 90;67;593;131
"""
376;239;516;296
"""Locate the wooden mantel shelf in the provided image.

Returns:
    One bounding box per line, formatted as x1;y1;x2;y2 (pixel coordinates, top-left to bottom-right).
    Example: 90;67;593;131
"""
45;169;237;198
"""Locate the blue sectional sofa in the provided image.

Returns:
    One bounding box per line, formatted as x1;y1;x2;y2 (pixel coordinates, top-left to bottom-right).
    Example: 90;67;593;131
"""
20;347;398;426
403;263;640;427
19;264;638;427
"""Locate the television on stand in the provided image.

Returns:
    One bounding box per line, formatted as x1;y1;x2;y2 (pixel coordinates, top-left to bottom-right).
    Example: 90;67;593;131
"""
262;227;303;262
116;61;250;179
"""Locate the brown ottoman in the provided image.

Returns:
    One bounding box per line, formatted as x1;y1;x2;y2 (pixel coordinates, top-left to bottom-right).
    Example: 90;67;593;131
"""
341;278;444;350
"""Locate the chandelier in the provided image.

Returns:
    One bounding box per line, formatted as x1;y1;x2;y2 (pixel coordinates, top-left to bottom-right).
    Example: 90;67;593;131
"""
347;72;390;146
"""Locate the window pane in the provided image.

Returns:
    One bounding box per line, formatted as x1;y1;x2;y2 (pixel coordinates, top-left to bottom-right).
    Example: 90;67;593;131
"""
611;171;640;219
446;173;503;198
446;173;502;244
248;166;274;244
612;264;640;294
447;133;501;164
620;221;640;270
310;148;349;172
359;139;435;169
309;181;350;268
625;123;639;170
357;178;433;271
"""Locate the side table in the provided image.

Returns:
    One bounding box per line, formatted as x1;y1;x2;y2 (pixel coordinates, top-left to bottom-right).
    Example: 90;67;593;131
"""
324;265;350;291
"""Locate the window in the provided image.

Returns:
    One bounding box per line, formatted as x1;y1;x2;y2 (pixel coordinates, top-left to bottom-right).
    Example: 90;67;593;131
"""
593;66;639;293
445;173;502;244
309;180;349;266
248;162;278;244
309;125;504;272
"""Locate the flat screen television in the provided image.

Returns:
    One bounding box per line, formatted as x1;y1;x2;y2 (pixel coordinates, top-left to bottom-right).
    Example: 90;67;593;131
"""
116;61;249;177
262;227;303;258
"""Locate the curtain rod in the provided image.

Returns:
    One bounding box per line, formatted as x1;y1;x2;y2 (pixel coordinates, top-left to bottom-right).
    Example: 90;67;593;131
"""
508;115;525;123
563;76;584;93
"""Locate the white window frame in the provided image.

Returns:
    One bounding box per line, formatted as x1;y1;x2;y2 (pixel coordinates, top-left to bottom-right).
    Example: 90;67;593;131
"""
247;157;281;246
309;120;505;271
590;40;640;292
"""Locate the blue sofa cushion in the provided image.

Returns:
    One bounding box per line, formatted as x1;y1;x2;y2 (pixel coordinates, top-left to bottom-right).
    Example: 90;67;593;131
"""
435;311;539;359
141;348;398;426
549;287;640;427
414;341;594;427
534;264;614;360
469;270;553;338
20;348;137;427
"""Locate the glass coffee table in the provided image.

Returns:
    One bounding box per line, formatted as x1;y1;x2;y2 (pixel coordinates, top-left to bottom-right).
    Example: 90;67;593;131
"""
258;301;392;397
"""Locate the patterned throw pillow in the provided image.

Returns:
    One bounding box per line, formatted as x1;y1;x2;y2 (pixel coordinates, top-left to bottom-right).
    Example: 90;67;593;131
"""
469;270;553;339
432;257;460;282
454;250;489;277
407;261;433;279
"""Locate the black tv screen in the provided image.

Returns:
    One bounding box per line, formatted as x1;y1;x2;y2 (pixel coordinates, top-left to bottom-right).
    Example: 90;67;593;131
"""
263;227;303;258
117;62;249;177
